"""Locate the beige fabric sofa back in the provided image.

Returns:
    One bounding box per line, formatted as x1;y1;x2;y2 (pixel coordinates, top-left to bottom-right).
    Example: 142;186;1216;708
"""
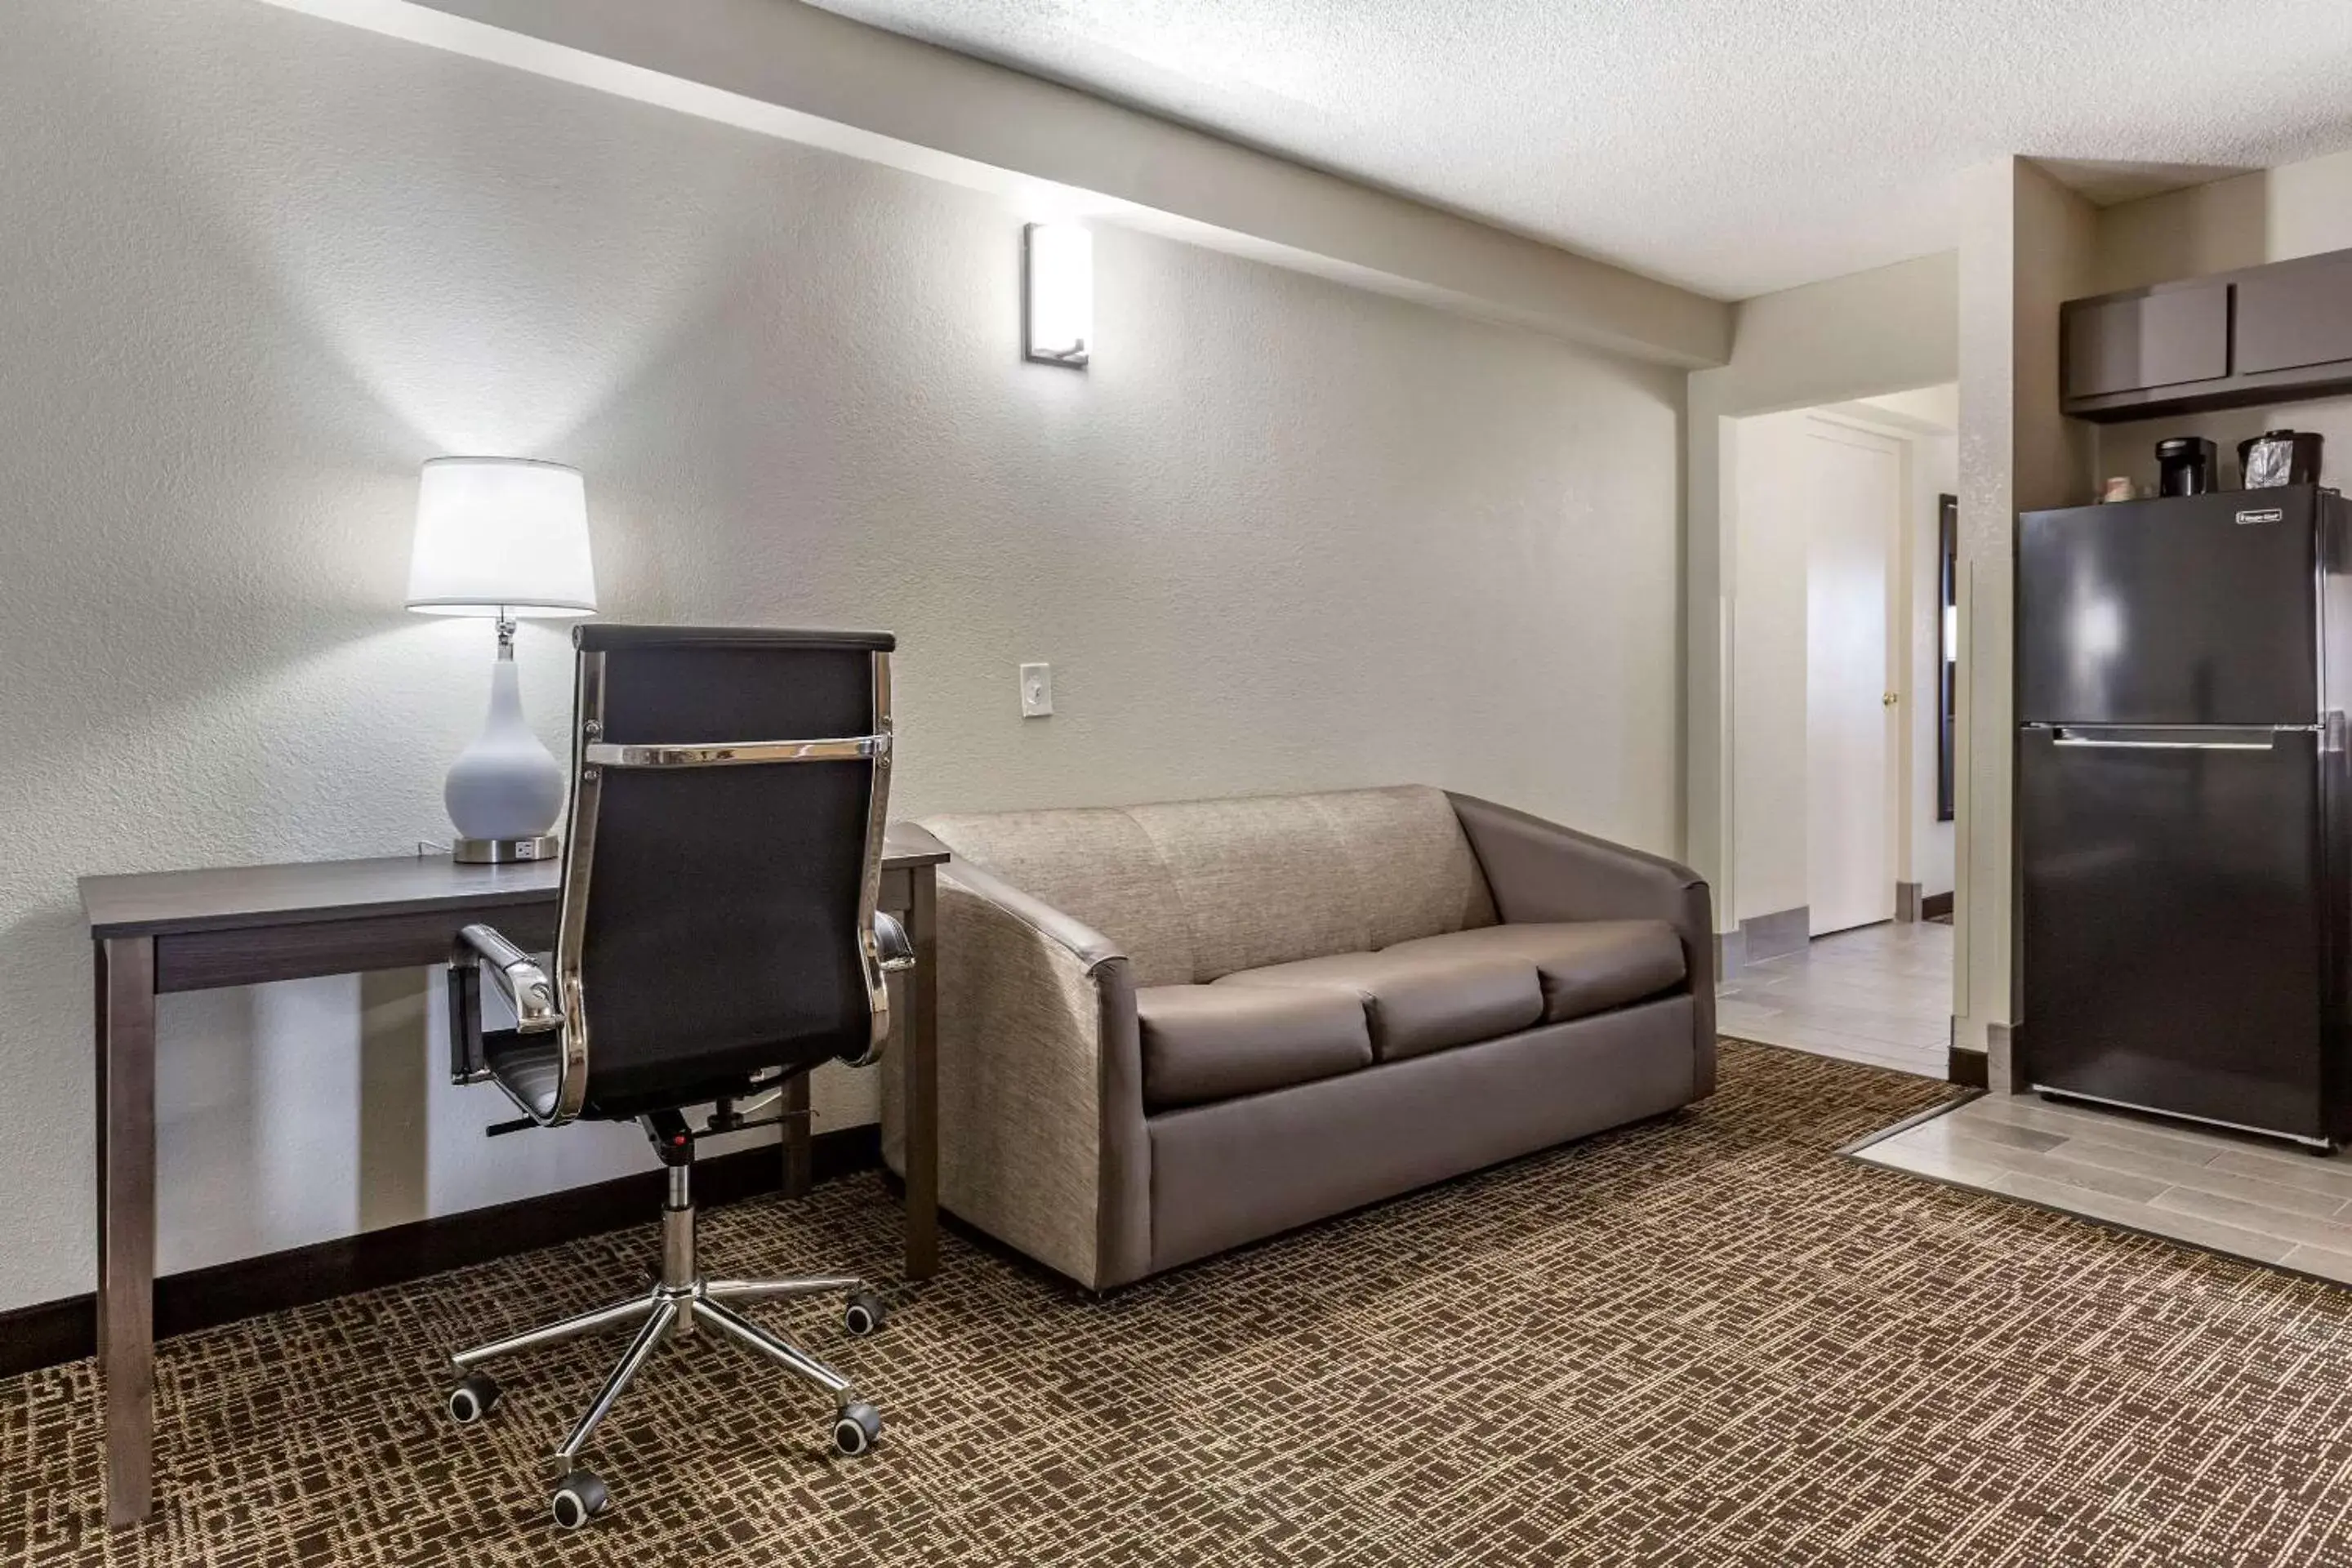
920;786;1496;987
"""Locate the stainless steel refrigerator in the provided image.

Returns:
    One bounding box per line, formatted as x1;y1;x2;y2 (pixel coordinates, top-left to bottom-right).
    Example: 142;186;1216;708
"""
2018;484;2352;1147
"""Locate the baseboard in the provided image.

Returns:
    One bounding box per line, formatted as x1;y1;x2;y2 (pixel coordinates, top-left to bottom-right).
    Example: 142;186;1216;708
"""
0;1125;881;1381
1922;890;1953;920
0;1289;92;1380
1739;906;1809;962
1713;928;1746;981
1988;1021;2018;1093
1947;1045;1989;1089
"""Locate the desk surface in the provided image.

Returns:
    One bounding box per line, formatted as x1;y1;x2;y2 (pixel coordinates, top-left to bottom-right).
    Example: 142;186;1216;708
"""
82;823;951;938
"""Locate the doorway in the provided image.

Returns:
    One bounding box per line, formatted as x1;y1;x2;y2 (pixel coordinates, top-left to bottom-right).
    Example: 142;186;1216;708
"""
1717;386;1958;1077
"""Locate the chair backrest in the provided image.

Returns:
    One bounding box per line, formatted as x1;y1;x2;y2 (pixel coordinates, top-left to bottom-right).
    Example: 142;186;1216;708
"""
550;625;895;1118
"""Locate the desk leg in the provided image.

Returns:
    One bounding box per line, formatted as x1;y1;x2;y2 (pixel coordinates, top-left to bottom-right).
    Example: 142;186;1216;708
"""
905;866;938;1281
780;1076;812;1200
96;936;156;1527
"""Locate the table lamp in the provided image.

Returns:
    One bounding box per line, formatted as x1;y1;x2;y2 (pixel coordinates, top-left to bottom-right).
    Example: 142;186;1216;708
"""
406;457;598;864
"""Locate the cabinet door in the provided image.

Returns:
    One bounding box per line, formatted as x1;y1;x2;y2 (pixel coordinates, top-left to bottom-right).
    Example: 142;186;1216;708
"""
2237;256;2352;376
2062;284;2230;399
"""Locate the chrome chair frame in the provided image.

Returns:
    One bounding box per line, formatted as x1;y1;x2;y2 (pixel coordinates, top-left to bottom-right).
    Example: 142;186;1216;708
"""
440;642;913;1529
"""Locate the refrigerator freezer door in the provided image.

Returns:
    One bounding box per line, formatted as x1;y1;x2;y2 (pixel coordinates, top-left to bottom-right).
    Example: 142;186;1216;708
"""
2019;489;2319;726
2019;724;2328;1140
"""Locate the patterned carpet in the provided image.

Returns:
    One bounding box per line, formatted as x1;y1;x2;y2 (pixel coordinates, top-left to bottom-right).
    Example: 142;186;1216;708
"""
9;1040;2352;1566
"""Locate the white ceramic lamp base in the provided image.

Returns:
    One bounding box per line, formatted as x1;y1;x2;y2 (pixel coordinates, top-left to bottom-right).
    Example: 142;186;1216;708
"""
444;632;564;864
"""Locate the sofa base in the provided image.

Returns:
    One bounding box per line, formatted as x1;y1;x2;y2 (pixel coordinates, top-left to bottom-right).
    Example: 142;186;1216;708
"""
1140;992;1699;1281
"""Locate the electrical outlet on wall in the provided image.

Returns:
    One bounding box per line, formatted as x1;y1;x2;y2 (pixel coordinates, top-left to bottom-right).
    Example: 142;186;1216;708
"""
1019;662;1054;718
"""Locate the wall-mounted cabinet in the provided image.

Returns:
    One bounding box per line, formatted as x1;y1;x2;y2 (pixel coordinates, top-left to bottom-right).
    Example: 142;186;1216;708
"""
2236;254;2352;376
2062;285;2230;403
2060;247;2352;423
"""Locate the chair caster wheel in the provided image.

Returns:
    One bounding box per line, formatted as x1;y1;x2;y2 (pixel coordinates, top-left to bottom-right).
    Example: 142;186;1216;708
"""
843;1287;886;1338
832;1401;883;1456
446;1372;500;1424
550;1470;609;1530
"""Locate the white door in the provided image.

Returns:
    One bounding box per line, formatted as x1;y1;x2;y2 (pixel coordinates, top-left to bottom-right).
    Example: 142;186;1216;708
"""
1805;426;1901;935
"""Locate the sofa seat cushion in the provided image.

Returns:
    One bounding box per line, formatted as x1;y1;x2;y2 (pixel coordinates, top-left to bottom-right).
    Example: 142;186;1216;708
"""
1381;920;1685;1024
1136;984;1374;1111
1214;949;1543;1062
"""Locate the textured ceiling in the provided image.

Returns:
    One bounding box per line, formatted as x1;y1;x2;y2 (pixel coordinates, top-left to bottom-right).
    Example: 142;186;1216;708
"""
802;0;2352;300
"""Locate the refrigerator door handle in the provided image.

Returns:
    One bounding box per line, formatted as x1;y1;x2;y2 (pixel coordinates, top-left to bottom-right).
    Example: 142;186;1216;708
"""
2050;728;2292;751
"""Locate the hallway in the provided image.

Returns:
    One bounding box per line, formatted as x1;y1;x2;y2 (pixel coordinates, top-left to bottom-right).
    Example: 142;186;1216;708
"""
1717;920;1952;1080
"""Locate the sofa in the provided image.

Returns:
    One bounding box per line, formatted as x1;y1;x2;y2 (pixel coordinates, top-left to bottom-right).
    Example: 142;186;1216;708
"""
882;786;1713;1290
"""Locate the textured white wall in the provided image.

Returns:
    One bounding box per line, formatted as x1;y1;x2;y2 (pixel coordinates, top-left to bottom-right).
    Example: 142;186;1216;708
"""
2094;146;2352;295
1953;158;2096;1080
0;0;1685;1312
1728;412;1812;923
253;0;1731;368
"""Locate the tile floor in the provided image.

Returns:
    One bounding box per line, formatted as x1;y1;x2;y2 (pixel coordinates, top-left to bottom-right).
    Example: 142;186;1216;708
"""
1855;1089;2352;1285
1717;918;1952;1079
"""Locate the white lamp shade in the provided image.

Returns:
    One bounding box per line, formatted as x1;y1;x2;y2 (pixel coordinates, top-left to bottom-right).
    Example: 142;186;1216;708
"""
407;457;598;617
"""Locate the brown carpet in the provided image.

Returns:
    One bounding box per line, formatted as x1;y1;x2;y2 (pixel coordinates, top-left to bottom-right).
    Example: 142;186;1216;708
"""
9;1040;2352;1566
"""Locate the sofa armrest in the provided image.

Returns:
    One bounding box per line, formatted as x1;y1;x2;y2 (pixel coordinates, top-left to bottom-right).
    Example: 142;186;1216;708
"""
910;860;1152;1290
1447;792;1716;1098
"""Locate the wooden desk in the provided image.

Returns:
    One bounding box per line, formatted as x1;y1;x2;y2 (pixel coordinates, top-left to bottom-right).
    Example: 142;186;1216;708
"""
78;827;947;1528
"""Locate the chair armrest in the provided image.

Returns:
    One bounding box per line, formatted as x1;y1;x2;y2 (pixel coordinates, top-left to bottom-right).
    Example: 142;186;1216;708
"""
874;911;915;973
912;860;1150;1290
446;923;550;1088
1447;792;1717;1097
456;923;561;1033
837;911;919;1071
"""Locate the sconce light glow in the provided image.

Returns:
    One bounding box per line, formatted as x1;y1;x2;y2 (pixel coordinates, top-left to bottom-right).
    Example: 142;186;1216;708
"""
1024;222;1092;368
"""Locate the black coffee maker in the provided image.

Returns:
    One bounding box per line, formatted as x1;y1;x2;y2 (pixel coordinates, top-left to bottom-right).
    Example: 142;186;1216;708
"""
2156;436;2217;497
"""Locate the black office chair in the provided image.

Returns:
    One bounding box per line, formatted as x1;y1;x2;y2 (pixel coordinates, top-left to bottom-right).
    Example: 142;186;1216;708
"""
439;625;913;1530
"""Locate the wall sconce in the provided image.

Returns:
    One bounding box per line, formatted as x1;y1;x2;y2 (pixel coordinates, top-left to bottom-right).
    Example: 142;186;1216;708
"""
1024;222;1091;368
